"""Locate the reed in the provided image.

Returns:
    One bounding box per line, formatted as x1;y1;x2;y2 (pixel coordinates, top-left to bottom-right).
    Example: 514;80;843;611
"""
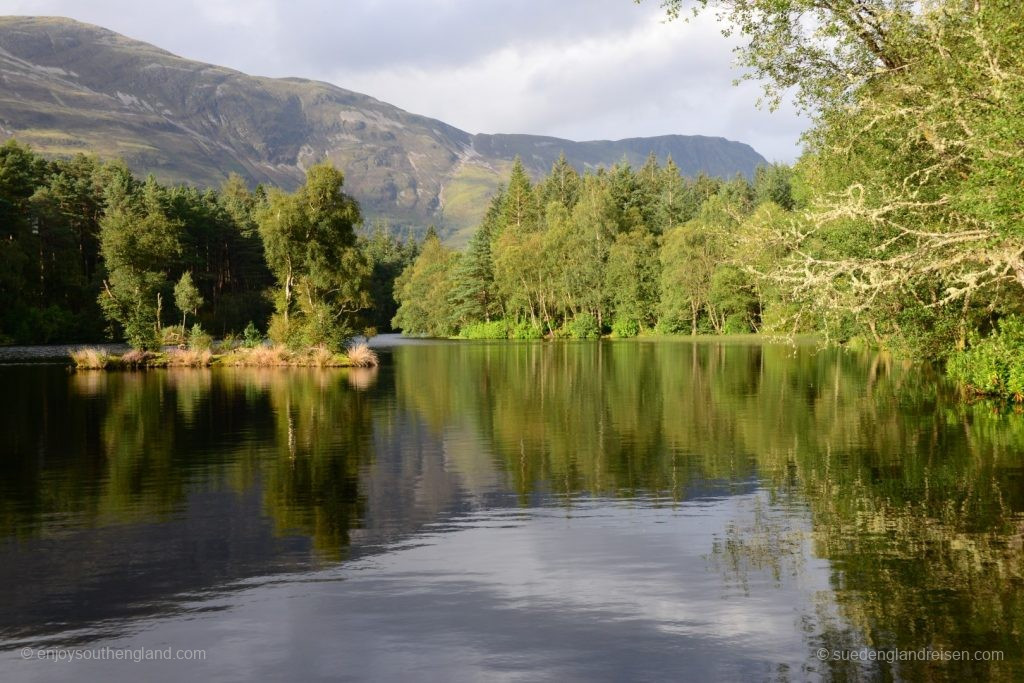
69;347;112;369
344;343;379;368
220;345;293;367
167;348;213;367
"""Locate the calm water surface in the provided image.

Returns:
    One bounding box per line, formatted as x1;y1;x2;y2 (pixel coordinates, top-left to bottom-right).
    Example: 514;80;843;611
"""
1;338;1022;681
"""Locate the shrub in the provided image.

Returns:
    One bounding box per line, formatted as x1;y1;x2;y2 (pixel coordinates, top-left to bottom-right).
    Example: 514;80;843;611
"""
220;331;241;350
160;325;185;347
345;342;379;367
611;317;640;338
460;320;509;339
188;323;212;351
124;316;160;351
509;320;543;340
947;316;1024;401
242;321;263;348
566;313;600;340
70;348;112;369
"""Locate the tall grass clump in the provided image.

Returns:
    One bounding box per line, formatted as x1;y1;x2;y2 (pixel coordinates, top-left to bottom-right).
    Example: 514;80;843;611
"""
220;345;292;367
308;345;350;367
947;316;1024;401
167;348;213;367
70;347;112;369
344;342;379;367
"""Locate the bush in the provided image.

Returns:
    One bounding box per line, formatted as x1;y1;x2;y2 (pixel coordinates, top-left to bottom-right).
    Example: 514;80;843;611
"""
242;321;263;348
460;320;509;339
220;331;241;350
611;317;640;338
947;316;1024;401
161;325;186;347
509;320;543;340
188;323;213;351
566;313;600;340
124;316;160;351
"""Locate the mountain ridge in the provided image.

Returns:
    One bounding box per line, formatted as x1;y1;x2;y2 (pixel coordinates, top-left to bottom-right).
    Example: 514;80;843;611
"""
0;16;767;238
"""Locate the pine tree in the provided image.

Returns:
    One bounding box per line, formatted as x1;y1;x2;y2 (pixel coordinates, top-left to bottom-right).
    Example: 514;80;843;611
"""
655;157;699;232
501;157;539;234
449;189;504;325
539;152;581;211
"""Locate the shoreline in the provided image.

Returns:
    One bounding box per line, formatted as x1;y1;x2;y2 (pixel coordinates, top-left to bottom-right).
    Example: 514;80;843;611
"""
69;344;379;370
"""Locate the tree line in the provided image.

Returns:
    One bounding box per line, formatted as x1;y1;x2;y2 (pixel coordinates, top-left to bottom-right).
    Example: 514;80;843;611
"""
393;154;797;340
0;142;416;350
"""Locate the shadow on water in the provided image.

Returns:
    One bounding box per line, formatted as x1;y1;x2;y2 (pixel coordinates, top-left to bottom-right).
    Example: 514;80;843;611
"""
0;339;1021;680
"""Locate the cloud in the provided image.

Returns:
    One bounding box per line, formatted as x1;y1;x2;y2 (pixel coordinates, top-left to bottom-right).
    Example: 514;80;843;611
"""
0;0;806;160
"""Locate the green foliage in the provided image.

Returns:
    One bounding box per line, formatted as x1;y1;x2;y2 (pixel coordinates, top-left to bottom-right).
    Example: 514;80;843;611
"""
459;320;510;339
0;142;274;344
657;0;1024;364
258;163;371;350
98;176;182;350
188;323;212;351
509;320;544;340
392;230;460;337
361;221;418;333
611;317;640;338
173;271;203;331
448;190;503;327
406;149;797;341
605;229;660;331
947;317;1024;401
501;157;540;235
242;321;262;348
566;313;601;340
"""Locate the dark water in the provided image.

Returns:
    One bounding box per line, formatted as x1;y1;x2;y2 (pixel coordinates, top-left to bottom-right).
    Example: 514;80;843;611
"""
1;339;1022;682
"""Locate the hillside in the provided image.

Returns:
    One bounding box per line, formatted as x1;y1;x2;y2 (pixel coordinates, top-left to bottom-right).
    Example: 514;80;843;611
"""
0;16;767;238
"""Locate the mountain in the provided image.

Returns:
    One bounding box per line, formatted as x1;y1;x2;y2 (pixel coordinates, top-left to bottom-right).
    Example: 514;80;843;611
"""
0;16;767;240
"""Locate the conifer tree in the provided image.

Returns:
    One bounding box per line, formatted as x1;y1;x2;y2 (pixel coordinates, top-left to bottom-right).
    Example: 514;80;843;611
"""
501;157;539;234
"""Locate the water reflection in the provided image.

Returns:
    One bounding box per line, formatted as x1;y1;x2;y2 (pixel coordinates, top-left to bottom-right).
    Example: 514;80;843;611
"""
0;340;1021;681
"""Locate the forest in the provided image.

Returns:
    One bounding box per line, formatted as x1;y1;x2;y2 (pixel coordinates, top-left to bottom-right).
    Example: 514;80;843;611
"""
0;144;416;351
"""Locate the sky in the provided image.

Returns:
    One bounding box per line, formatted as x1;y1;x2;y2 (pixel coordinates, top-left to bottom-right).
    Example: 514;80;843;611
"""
0;0;807;161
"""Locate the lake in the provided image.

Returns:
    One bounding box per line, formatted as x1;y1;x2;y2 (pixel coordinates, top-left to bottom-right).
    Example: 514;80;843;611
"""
1;337;1021;681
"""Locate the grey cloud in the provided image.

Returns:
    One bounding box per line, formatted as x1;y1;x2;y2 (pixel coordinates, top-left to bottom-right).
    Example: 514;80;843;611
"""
270;0;660;71
0;0;806;160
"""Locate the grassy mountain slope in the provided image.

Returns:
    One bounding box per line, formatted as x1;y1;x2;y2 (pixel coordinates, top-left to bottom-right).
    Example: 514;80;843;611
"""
0;16;767;238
